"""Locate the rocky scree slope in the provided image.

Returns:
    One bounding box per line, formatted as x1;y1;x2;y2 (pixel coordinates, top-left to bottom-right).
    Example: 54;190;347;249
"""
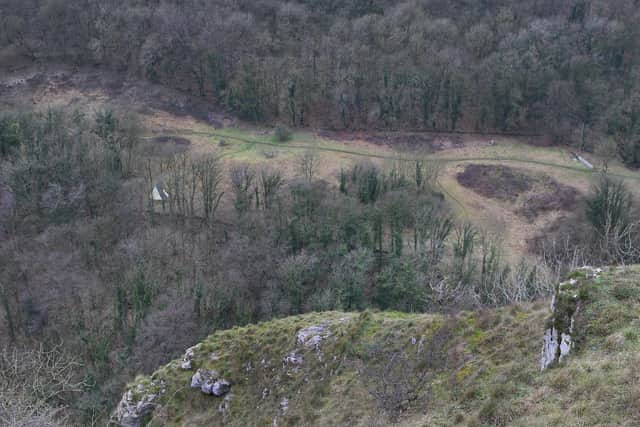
114;267;640;426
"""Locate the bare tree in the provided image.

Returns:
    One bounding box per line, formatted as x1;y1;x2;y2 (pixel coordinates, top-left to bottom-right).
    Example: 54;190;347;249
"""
162;154;194;217
154;153;224;221
297;149;320;182
193;155;224;223
0;395;65;427
0;344;84;427
539;234;589;275
230;163;255;213
258;168;283;210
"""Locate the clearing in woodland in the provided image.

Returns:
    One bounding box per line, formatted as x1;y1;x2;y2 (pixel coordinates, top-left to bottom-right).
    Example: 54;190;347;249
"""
3;66;640;260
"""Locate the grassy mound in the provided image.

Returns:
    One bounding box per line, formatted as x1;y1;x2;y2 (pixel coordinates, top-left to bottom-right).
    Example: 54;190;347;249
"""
120;266;640;426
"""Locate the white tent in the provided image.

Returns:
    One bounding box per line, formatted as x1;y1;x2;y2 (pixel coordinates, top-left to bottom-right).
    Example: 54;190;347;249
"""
151;184;169;201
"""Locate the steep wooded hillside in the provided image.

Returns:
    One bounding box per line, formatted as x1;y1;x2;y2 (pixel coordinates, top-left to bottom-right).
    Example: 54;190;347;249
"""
2;0;640;165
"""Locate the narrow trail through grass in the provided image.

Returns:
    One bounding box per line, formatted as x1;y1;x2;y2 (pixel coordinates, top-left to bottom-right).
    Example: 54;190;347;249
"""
160;127;640;218
177;128;640;183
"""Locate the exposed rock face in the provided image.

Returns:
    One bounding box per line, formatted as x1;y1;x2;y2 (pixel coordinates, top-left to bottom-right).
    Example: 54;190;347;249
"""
540;268;602;371
541;317;575;370
410;335;426;353
181;345;198;370
205;380;231;397
114;390;156;427
296;323;331;351
280;397;289;415
541;326;558;370
282;352;304;372
190;368;212;389
113;382;165;427
190;369;231;397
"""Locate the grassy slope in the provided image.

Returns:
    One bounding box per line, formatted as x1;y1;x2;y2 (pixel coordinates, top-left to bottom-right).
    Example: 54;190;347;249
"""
168;124;640;218
125;266;640;427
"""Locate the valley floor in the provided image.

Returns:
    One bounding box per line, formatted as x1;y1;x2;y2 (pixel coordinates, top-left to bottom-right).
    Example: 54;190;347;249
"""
4;66;637;260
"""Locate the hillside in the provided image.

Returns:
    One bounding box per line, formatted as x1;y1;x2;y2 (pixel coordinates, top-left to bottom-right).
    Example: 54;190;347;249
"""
4;66;639;263
3;1;640;425
3;0;640;170
2;67;640;425
114;266;640;426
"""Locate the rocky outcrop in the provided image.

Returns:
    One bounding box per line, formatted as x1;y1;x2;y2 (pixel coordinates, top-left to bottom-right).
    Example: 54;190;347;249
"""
540;267;602;371
280;322;334;374
541;279;580;371
204;380;231;396
296;323;331;350
190;368;231;397
181;345;198;370
282;352;304;373
113;381;165;427
411;335;426;353
280;397;289;415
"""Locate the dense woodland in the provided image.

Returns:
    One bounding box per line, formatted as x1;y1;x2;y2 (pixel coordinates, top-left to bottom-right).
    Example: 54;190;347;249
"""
1;0;640;165
2;0;640;425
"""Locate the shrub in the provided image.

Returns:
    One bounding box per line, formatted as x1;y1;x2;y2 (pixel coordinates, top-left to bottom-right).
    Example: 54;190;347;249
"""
585;177;640;264
586;177;632;237
274;125;292;142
